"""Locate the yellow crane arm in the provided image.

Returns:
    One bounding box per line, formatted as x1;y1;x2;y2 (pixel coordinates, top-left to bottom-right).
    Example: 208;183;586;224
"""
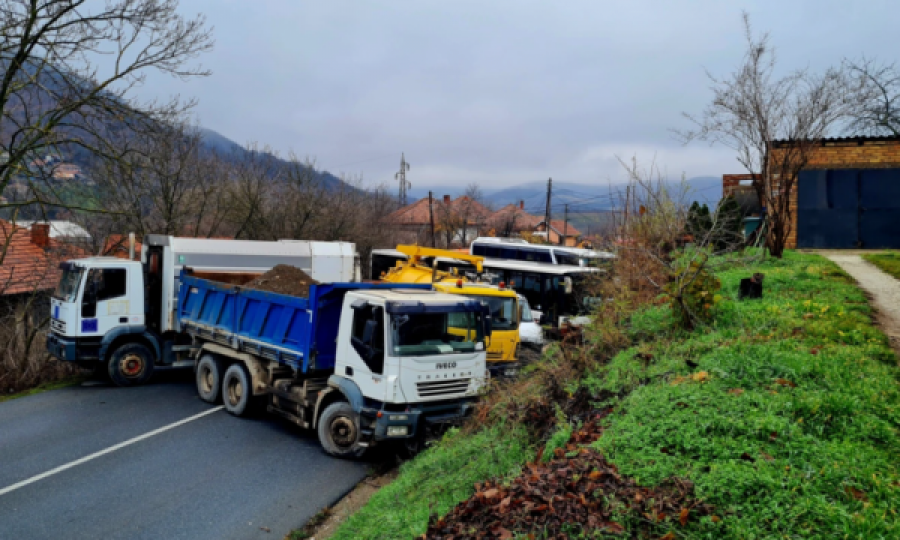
394;245;483;273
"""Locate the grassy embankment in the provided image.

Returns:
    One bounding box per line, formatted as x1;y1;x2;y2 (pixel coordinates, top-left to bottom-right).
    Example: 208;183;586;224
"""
333;251;900;539
863;251;900;280
0;376;85;403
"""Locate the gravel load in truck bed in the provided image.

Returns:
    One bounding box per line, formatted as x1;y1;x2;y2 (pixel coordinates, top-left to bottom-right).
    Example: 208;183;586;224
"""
243;264;319;297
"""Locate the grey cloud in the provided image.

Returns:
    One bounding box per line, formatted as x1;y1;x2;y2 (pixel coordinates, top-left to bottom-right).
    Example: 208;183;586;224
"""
137;0;900;188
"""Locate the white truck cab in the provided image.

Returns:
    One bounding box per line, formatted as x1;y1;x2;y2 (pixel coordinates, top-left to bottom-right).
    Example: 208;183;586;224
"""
49;258;145;369
334;288;486;406
47;235;357;386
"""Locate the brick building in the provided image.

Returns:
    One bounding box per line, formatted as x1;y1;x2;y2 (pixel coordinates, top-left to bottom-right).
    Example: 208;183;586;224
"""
723;136;900;249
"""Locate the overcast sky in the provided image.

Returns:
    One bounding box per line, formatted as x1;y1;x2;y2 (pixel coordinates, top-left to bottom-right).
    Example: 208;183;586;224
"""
137;0;898;189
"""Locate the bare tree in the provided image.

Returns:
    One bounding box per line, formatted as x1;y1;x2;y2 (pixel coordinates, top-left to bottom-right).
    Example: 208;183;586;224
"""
847;58;900;137
609;157;748;330
88;122;231;241
679;14;861;258
0;0;213;260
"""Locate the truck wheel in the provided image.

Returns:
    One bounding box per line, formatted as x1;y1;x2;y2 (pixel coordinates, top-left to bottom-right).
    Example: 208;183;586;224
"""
108;343;154;387
221;363;253;416
317;402;366;459
196;354;224;403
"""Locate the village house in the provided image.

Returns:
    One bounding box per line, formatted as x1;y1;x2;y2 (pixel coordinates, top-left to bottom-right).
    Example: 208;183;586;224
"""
0;222;86;297
723;135;900;249
385;196;583;247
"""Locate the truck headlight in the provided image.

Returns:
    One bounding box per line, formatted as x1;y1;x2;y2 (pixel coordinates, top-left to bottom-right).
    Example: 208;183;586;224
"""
388;414;408;421
387;426;409;437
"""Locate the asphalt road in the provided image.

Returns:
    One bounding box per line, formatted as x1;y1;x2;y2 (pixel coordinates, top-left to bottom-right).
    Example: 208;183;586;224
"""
0;371;369;540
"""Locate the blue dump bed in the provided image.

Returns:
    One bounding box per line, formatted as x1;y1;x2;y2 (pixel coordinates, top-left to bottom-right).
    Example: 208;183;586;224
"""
177;273;431;372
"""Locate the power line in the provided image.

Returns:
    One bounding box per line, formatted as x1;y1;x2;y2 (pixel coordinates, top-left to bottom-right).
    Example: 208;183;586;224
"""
395;153;411;206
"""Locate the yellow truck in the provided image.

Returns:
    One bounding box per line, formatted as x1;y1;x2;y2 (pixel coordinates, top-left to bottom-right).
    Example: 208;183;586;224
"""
378;245;521;377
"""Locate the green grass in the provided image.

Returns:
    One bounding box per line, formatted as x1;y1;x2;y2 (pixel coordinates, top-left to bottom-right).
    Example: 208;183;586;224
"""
0;376;85;403
331;426;532;540
587;251;900;538
333;251;900;539
863;251;900;281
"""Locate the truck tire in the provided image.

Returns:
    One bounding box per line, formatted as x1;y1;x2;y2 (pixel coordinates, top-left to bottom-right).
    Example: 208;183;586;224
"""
196;354;225;403
108;343;155;387
317;401;366;459
221;363;254;416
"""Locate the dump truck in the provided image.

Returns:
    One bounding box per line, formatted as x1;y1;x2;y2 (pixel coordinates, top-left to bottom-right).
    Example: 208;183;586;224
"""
178;271;491;457
46;235;356;386
378;245;521;377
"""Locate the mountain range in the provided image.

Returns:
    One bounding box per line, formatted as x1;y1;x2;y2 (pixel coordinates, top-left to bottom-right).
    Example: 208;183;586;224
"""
406;177;722;213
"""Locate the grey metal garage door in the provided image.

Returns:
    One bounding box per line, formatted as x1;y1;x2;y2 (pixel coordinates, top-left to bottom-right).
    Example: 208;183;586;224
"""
797;168;900;249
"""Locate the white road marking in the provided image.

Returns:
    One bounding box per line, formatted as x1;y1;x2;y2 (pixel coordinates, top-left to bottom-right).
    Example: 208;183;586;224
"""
0;405;225;497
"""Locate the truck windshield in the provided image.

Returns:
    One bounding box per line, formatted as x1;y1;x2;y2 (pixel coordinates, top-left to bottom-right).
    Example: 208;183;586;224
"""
469;295;517;331
391;312;482;357
54;266;84;303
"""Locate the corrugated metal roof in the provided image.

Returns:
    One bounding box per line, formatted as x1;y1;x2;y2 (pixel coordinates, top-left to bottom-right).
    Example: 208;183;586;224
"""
771;135;900;146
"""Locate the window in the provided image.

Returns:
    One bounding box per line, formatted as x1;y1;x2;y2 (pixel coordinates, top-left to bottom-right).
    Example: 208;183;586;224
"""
85;268;127;302
351;305;385;374
393;312;479;356
54;266;84;303
471;295;517;331
522;273;541;292
554;251;581;266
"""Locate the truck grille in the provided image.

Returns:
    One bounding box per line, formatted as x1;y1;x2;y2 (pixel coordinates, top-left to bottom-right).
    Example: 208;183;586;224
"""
487;351;503;361
417;378;471;399
51;319;66;333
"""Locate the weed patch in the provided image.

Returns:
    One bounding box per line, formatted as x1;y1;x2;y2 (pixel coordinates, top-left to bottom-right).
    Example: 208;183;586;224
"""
864;251;900;281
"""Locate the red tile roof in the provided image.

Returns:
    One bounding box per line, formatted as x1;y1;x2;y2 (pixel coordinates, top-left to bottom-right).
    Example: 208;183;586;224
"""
545;219;581;237
384;195;494;226
0;221;87;295
103;235;143;259
485;204;541;231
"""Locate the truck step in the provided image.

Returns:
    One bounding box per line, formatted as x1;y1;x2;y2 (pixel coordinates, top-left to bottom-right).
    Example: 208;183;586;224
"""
267;405;309;429
154;360;194;370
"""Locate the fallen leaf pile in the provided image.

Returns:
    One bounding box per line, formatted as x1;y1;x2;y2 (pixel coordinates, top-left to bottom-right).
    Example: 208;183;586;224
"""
423;414;714;539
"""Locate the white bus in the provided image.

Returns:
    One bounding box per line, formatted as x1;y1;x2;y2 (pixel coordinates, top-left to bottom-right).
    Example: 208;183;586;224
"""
433;257;604;327
468;237;614;267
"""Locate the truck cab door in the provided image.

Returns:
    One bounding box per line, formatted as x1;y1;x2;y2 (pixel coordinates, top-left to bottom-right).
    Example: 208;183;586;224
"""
78;267;137;336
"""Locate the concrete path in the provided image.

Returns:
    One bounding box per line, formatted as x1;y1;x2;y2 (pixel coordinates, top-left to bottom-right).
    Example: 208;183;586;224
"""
823;254;900;352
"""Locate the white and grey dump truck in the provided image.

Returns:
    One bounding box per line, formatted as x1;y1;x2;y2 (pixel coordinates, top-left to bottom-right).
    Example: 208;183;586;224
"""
47;235;491;456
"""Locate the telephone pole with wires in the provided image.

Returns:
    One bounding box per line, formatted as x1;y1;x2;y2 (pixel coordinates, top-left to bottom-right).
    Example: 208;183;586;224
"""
428;190;436;247
544;177;552;243
395;153;411;206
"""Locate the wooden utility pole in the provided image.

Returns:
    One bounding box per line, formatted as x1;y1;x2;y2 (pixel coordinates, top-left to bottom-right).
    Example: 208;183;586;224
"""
428;190;436;247
624;185;631;227
563;203;568;246
544;177;552;243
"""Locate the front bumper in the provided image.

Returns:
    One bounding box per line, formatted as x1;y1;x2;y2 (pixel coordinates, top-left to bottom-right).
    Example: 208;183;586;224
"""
46;333;100;364
47;333;77;362
487;361;521;379
361;398;478;442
